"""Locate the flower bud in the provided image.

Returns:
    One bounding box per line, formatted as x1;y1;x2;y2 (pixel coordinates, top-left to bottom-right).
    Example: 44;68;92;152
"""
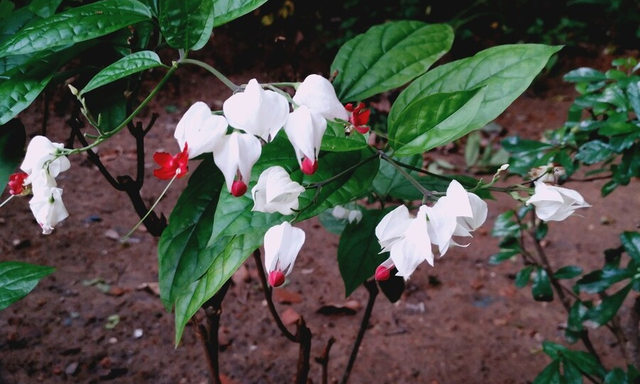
8;173;29;196
301;157;318;175
231;180;248;197
268;270;286;287
374;265;392;281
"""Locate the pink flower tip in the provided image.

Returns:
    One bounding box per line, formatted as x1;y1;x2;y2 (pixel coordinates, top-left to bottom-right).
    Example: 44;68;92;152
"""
374;265;392;281
8;172;28;195
301;157;318;175
231;180;247;197
268;270;286;287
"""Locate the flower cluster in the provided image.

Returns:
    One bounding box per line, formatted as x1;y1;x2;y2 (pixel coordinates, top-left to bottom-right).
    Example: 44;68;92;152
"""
374;180;488;280
14;136;71;234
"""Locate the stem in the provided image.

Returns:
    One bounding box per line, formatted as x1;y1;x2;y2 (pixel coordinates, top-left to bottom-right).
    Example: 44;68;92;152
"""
252;250;297;342
179;58;239;91
379;151;433;201
307;152;379;190
315;337;336;384
626;296;640;371
0;194;14;208
295;317;312;384
340;280;379;384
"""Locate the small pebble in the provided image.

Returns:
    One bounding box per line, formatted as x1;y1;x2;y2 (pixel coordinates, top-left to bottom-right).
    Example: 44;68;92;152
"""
133;329;143;339
108;337;118;344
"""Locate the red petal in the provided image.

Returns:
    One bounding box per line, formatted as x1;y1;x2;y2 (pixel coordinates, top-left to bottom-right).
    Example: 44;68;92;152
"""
301;157;318;175
153;152;174;167
268;270;286;287
374;265;392;281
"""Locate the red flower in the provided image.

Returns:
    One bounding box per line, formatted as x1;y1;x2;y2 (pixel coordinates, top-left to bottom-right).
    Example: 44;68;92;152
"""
153;143;189;180
345;102;371;134
8;172;28;195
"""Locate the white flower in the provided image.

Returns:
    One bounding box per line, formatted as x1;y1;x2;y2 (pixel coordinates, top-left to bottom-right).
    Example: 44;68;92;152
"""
223;79;289;142
251;166;305;215
264;222;306;287
284;105;327;175
432;180;488;239
375;205;433;280
332;205;362;224
526;181;590;221
21;135;70;184
292;74;348;121
29;186;69;235
213;132;262;197
174;102;228;159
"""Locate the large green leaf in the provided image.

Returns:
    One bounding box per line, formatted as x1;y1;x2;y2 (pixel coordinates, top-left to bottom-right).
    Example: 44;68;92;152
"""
388;87;485;155
157;158;225;309
208;138;379;245
586;283;632;326
0;118;25;188
389;44;562;150
81;51;167;95
212;0;268;28
173;232;262;345
0;261;55;310
0;0;153;57
331;21;453;102
159;0;214;51
338;208;392;297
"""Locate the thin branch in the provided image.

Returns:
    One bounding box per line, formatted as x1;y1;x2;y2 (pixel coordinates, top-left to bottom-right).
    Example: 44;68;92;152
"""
315;337;336;384
340;280;379;384
252;250;297;342
295;317;312;384
626;296;640;371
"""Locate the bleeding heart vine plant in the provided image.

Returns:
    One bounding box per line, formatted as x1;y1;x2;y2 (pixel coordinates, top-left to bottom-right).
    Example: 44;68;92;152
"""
0;0;587;382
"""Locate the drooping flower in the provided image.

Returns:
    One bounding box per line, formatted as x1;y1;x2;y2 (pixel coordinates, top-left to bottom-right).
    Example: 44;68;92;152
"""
283;105;326;175
213;132;262;197
375;205;412;252
332;205;363;224
529;163;566;184
264;222;306;287
432;180;488;240
292;74;348;121
252;166;305;215
526;181;590;221
8;173;29;196
29;186;69;235
223;79;290;142
153;144;189;180
174;102;228;159
345;102;371;134
21;135;70;183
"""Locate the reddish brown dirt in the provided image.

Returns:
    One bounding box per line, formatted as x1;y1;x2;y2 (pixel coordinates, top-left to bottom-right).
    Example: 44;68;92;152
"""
1;30;639;384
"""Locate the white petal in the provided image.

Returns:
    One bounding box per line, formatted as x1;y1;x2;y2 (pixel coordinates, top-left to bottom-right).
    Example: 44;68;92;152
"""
293;74;348;121
252;166;304;215
375;205;411;251
284;105;327;163
175;102;228;158
21;136;70;178
213;132;262;192
264;222;306;276
29;186;68;235
424;205;456;256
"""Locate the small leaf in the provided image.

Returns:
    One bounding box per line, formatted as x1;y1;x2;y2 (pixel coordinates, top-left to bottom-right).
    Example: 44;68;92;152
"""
562;349;606;379
575;268;632;293
586;283;632;326
81;51;166;95
536;221;549;241
464;131;481;167
0;261;55;310
575;140;615;164
212;0;268;28
562;360;583;384
331;21;454;102
0;0;153;57
488;250;520;265
620;231;640;264
554;266;582;280
28;0;63;18
0;118;26;188
604;368;628;384
532;267;554;302
563;67;607;83
491;210;521;238
338;208;392;296
532;360;561;384
515;265;534;288
159;0;214;51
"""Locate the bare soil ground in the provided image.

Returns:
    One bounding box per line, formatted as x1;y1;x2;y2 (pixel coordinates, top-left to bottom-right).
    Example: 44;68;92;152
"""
1;28;639;384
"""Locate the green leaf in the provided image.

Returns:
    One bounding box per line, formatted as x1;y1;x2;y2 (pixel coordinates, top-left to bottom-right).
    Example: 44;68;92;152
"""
536;221;549;241
0;118;25;188
390;44;562;147
621;231;640;264
212;0;268;28
502;136;554;153
0;1;14;20
491;210;521;238
378;274;405;303
554;266;582;280
533;360;562;384
0;261;55;310
464;131;481;167
575;268;632;293
388;87;486;155
586;283;632;326
157;158;226;309
627;81;640;118
338;208;392;297
488;250;520;265
566;301;588;343
604;368;628;384
331;21;453;102
81;51;166;95
532;267;554;302
515;265;534;288
562;349;606;379
159;0;214;51
321;120;368;152
0;0;153;57
542;341;566;359
318;208;348;235
208;139;379;244
562;361;583;384
575;140;615;164
563;67;607;83
28;0;63;18
173;232;262;345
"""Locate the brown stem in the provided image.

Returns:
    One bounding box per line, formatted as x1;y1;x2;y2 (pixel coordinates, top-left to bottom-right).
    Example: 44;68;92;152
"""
340;280;379;384
295;317;312;384
626;296;640;371
598;291;630;365
315;337;336;384
252;249;297;342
